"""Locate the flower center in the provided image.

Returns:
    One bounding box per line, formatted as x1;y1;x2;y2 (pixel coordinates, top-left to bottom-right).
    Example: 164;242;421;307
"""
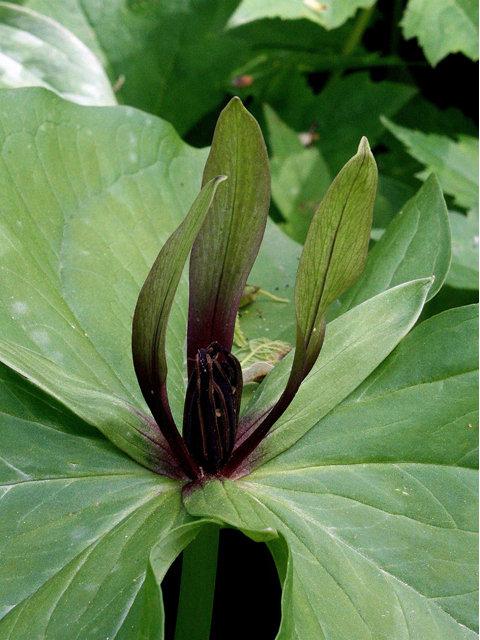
183;342;242;475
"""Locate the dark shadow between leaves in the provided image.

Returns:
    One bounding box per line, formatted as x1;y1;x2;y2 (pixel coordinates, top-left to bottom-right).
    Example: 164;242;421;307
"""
162;528;282;640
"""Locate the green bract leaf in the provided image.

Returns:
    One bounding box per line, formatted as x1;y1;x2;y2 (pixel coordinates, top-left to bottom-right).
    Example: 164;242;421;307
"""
337;174;451;314
0;2;116;105
448;207;479;290
227;0;377;30
382;117;479;210
293;136;377;374
187;97;270;367
401;0;479;65
132;175;226;476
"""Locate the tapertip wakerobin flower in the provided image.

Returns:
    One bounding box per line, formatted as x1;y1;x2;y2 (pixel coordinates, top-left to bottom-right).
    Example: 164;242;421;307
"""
132;97;377;483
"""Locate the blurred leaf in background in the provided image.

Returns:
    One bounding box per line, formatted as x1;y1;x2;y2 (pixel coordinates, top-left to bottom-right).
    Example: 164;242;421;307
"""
0;2;116;105
401;0;479;66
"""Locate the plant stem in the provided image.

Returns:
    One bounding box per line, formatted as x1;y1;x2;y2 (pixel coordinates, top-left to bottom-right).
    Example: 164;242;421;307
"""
324;5;376;89
174;524;220;640
391;0;405;55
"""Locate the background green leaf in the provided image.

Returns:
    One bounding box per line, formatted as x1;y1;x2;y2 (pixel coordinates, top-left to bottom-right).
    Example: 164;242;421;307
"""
28;0;249;137
0;2;116;105
237;218;301;345
264;103;332;244
447;207;479;290
273;73;417;175
227;0;377;30
401;0;479;65
382;118;479;210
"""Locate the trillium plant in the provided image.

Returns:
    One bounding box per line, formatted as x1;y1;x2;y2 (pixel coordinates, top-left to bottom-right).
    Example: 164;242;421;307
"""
0;89;477;640
132;97;377;484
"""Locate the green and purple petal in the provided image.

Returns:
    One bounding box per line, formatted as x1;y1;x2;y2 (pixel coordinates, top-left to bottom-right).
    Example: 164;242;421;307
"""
187;98;271;374
132;176;226;478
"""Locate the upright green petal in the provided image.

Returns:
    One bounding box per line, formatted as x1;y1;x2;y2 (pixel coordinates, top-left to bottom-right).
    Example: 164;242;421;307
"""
294;136;378;375
187;97;271;373
225;138;377;473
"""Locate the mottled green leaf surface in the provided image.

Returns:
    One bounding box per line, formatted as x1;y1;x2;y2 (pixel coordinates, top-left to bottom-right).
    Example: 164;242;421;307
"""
227;0;376;30
0;2;115;105
401;0;479;65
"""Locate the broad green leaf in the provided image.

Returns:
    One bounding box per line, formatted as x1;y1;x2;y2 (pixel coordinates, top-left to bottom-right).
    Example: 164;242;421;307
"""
401;0;479;65
0;359;95;436
265;304;478;472
235;278;433;472
0;339;177;475
227;0;377;30
264;104;332;244
447;207;479;290
187;98;270;365
0;403;188;637
0;88;300;444
382;118;479;210
184;308;478;640
293;137;377;373
0;2;116;105
185;460;477;640
337;174;451;314
0;87;209;467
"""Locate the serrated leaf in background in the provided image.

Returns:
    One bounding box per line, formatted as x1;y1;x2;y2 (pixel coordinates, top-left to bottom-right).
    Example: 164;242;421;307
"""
401;0;479;66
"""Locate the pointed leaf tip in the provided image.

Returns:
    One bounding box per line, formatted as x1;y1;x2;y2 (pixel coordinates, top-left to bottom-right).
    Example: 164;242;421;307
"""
357;136;371;154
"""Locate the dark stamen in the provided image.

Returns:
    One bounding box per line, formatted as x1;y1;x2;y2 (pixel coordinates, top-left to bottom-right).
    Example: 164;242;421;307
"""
183;342;242;474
